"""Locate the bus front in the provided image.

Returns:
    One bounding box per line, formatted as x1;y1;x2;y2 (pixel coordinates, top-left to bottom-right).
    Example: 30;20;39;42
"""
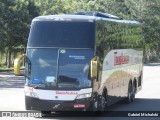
24;15;95;111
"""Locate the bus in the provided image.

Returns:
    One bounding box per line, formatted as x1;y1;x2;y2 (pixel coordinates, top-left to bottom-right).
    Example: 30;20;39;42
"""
14;11;144;113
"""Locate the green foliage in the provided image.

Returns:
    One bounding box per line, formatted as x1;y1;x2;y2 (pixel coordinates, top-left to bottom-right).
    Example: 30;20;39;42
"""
0;0;39;67
0;0;160;67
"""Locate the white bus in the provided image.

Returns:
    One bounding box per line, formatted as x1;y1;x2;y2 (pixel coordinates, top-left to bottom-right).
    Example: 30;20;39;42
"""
14;11;144;113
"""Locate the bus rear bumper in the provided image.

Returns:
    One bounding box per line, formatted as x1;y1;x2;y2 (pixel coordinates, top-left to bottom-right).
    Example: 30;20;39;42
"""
25;96;92;111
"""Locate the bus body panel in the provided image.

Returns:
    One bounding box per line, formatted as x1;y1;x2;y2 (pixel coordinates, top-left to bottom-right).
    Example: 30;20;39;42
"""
93;19;143;106
100;50;143;105
25;86;92;101
25;96;92;111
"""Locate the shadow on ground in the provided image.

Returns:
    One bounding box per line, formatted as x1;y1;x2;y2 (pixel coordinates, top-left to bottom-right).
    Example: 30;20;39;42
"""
0;71;25;88
35;98;160;119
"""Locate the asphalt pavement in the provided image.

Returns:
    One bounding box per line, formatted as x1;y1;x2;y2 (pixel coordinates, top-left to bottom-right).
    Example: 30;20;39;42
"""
0;65;160;120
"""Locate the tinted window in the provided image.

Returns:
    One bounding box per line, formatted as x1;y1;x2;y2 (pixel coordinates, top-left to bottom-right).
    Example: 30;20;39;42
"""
26;48;58;86
58;49;93;89
28;21;95;48
25;48;93;90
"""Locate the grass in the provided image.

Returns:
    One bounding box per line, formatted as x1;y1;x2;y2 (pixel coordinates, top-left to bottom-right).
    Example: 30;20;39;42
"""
0;65;13;71
0;63;25;69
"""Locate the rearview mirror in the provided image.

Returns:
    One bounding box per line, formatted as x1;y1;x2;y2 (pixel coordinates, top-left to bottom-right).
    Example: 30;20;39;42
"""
90;56;99;80
14;54;26;76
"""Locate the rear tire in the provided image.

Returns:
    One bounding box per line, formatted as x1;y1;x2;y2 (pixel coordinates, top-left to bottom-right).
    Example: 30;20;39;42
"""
125;82;132;103
131;83;136;102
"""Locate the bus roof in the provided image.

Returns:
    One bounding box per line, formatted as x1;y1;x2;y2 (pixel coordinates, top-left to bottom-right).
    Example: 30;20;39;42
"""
33;12;139;24
33;15;97;22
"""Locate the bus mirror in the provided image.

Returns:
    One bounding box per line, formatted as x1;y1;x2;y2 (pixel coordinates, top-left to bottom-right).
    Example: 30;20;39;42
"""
90;56;99;80
14;54;26;76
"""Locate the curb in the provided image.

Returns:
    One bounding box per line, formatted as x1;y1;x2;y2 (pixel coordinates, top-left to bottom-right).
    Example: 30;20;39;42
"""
0;69;13;72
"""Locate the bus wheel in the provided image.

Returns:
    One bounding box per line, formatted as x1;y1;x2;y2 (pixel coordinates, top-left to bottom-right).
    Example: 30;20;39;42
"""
125;82;132;103
92;93;106;112
131;83;136;102
93;95;106;115
100;96;106;111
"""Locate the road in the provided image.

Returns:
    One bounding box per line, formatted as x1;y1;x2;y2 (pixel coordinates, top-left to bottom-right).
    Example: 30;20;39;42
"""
0;64;160;120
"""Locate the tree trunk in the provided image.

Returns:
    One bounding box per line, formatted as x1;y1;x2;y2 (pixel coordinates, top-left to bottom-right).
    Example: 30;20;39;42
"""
5;49;8;66
0;51;2;63
7;50;12;68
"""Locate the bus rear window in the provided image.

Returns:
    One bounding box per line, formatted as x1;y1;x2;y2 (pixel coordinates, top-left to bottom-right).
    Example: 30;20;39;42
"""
27;21;95;48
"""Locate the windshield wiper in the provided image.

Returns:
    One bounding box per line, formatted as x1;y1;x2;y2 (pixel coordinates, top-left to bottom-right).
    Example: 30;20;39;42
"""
29;84;46;88
29;83;57;89
58;82;78;88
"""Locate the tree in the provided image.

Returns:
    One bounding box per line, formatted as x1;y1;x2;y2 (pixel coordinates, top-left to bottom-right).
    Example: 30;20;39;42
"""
1;0;160;65
0;0;39;68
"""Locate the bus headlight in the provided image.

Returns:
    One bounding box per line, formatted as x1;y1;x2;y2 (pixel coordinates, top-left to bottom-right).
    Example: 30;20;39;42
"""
25;91;39;98
76;93;91;99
